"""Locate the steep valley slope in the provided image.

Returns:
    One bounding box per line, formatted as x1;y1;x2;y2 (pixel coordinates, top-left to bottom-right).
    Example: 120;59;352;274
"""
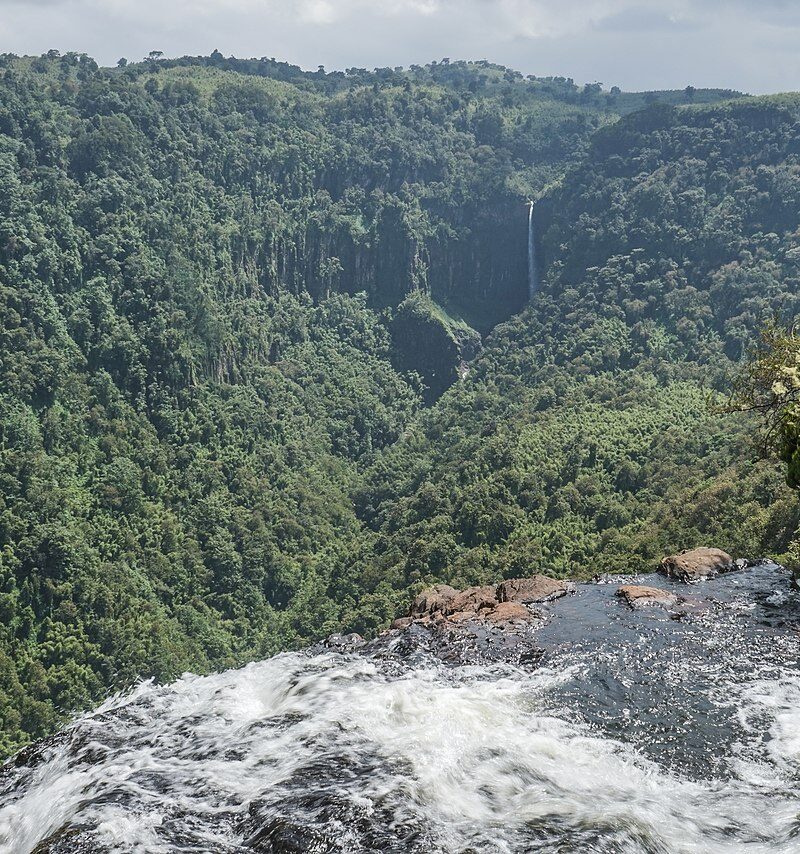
0;51;797;758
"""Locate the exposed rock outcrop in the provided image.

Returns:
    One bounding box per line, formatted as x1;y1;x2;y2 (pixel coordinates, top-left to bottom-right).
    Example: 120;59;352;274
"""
323;633;365;652
482;602;533;624
448;585;498;616
616;585;679;609
497;575;576;604
390;294;482;402
660;548;735;582
324;556;780;669
406;573;574;628
408;584;459;617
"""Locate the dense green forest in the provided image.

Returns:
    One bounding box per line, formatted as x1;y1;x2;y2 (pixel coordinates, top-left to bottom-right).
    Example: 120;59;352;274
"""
345;95;800;631
0;50;797;757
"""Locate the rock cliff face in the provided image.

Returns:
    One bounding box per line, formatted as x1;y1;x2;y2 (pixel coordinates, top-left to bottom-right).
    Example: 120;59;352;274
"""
298;198;530;323
425;199;530;320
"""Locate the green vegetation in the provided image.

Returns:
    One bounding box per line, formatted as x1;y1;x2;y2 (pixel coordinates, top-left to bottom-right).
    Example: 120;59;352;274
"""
0;51;797;757
729;324;800;570
338;95;800;626
0;49;617;755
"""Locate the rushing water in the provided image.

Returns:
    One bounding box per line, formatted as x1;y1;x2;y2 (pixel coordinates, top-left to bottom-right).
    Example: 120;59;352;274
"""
527;200;537;299
2;564;800;853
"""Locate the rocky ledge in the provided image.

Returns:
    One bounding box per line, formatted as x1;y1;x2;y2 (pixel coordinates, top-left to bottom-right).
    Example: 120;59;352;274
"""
616;585;680;609
322;575;576;666
321;548;776;667
393;574;576;630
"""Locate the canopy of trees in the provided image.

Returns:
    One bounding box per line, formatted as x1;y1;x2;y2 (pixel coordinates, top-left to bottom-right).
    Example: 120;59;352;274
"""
0;52;796;757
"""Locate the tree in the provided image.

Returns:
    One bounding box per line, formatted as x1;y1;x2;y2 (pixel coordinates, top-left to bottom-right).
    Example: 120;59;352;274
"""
729;324;800;484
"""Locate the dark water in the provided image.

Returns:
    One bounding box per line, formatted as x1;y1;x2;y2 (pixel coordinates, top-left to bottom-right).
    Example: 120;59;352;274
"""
537;564;800;778
2;564;800;853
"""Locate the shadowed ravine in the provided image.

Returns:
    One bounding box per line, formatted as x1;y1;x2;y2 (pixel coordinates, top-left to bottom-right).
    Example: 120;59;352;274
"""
2;563;800;853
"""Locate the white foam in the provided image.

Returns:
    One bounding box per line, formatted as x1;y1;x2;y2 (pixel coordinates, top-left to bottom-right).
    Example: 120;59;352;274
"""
2;653;799;852
739;671;800;772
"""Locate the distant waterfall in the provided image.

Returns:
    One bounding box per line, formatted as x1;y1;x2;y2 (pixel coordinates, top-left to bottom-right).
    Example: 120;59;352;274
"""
527;200;537;300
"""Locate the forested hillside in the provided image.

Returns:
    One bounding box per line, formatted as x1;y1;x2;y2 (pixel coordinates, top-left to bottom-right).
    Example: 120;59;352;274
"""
0;50;629;755
0;50;796;757
342;96;800;630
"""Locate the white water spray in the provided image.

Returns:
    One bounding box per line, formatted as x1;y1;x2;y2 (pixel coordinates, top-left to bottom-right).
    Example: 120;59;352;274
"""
3;652;800;853
3;566;800;853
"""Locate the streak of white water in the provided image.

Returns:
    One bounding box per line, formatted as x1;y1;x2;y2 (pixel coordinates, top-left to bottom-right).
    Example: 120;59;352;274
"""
527;200;537;299
2;651;800;853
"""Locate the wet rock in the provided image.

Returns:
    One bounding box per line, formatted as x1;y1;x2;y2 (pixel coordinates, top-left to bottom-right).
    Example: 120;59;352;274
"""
367;608;544;668
379;574;578;666
322;633;364;651
246;819;336;853
496;575;575;604
31;827;106;854
735;557;770;570
593;572;643;585
243;754;438;853
3;731;71;779
660;548;735;582
616;585;679;609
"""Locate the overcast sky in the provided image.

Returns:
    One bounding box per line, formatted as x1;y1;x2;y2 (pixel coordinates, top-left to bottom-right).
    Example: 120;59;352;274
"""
1;0;798;94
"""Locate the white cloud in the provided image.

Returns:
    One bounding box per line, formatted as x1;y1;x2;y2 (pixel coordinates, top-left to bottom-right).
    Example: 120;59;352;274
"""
299;1;338;25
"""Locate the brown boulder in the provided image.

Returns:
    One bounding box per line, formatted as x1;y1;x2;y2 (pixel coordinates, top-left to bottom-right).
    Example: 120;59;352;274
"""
496;575;575;604
447;585;498;615
660;548;735;582
409;584;458;617
483;602;534;624
403;576;566;633
616;585;678;609
448;610;480;623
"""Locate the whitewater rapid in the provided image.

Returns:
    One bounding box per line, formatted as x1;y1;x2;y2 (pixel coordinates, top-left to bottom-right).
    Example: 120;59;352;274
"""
2;564;800;853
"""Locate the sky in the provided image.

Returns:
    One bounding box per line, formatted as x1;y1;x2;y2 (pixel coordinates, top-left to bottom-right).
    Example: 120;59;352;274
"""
0;0;798;94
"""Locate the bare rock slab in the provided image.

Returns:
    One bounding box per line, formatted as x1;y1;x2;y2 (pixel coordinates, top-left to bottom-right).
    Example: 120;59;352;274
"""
409;584;459;617
448;585;498;616
616;585;679;609
660;548;735;582
483;602;535;623
497;575;575;604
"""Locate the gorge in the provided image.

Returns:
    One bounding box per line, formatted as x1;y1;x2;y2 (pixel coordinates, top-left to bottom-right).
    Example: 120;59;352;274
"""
0;50;800;852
